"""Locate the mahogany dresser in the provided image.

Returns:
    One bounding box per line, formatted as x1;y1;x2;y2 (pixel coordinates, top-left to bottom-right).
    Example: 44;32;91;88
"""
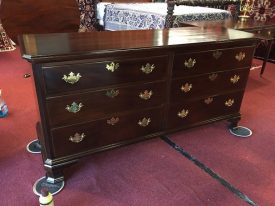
18;27;257;184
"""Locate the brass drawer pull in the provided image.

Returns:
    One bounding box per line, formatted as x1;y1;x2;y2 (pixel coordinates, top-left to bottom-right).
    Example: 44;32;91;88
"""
141;63;155;74
138;117;151;127
139;90;153;100
225;99;234;107
106;62;119;72
69;133;85;143
204;97;213;104
209;73;218;81
66;102;83;113
184;58;196;68
213;50;222;59
62;72;81;84
106;89;119;98
107;117;119;125
177;109;189;118
235;52;246;61
181;83;192;93
230;75;240;84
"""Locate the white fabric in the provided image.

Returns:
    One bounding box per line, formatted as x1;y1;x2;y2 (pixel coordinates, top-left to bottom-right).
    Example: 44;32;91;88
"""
97;2;231;25
97;2;112;26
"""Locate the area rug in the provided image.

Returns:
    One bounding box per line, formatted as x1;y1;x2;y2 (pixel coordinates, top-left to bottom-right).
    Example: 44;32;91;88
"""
0;24;15;52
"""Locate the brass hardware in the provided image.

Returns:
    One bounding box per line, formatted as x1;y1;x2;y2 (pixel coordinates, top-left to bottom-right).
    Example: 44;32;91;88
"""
181;83;192;93
138;117;151;127
107;117;119;125
65;102;83;113
62;72;81;84
106;89;119;98
230;75;240;84
69;133;85;143
106;62;119;72
139;90;153;100
235;52;246;61
184;58;196;68
213;50;222;59
209;73;218;81
204;97;213;104
141;63;155;74
225;99;234;107
177;109;189;118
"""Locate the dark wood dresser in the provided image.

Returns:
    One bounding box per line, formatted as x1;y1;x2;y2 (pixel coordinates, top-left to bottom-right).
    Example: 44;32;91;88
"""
18;28;257;184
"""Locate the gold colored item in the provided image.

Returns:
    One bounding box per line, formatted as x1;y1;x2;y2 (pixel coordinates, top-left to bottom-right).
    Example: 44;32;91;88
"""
139;90;153;100
106;62;119;72
138;117;151;127
209;73;218;81
107;117;119;125
225;99;234;107
69;133;85;143
181;83;192;93
230;75;240;84
204;97;213;104
235;52;246;61
106;89;119;98
213;50;222;59
62;72;82;84
65;102;83;113
141;63;155;74
177;109;189;118
184;58;196;68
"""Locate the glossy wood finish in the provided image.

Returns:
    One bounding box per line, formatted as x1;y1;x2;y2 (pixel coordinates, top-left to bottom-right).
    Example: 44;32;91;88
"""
19;27;257;183
42;55;169;95
0;0;80;43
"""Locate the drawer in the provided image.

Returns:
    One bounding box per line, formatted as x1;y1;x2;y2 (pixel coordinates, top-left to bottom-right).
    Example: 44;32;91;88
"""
167;91;244;129
42;55;169;95
170;69;249;102
173;46;254;77
46;81;166;127
50;107;165;157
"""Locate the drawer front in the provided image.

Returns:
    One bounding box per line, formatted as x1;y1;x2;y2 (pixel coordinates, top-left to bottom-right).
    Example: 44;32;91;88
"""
51;107;165;157
167;91;244;129
173;46;254;77
46;81;166;127
170;69;249;102
42;55;169;95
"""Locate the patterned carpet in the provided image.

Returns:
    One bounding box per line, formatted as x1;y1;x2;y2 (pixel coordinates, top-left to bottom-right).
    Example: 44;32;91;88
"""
0;24;15;52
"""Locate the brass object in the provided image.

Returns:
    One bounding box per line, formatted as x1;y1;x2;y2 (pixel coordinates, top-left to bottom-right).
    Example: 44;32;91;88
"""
177;109;189;118
238;0;255;21
106;62;119;72
184;58;196;68
138;117;151;127
235;52;246;61
107;117;119;125
69;133;85;143
213;50;222;59
141;63;155;74
62;72;82;84
106;89;119;98
209;73;218;81
65;102;83;113
230;75;240;84
181;83;192;93
225;99;234;107
204;97;213;104
139;90;153;100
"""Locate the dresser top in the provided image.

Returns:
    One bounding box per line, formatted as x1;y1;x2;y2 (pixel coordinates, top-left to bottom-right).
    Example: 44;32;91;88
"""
18;27;256;62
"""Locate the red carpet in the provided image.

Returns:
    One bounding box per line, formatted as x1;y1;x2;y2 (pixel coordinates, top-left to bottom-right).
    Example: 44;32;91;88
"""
0;48;274;205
